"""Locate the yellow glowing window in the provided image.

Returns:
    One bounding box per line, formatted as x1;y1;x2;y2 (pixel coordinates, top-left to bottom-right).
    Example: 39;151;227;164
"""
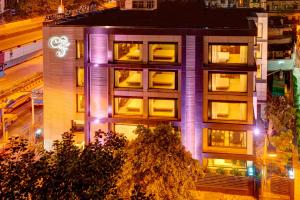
149;99;176;117
209;101;247;121
114;70;142;88
115;124;138;140
113;42;142;62
256;64;262;79
209;73;247;92
77;67;84;87
149;43;177;63
77;94;84;113
209;44;248;64
207;159;247;172
114;97;143;115
255;43;262;59
208;129;247;148
76;40;84;59
149;71;176;90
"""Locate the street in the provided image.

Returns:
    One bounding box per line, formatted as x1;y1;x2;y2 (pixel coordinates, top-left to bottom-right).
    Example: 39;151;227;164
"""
7;103;43;139
0;56;43;145
0;56;43;91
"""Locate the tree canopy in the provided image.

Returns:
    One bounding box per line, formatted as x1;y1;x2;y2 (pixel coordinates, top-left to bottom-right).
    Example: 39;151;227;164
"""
0;130;126;199
117;124;203;200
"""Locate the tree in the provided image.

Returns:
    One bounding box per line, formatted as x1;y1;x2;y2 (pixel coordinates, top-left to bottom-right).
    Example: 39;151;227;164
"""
117;124;203;200
264;96;296;170
0;130;127;199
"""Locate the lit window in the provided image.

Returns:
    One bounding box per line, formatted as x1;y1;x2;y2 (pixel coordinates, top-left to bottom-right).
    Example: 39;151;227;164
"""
149;71;176;89
113;42;142;62
77;94;84;112
255;43;262;59
115;124;138;140
114;97;143;115
77;67;84;87
257;64;262;79
209;73;247;92
149;99;176;117
209;44;248;64
149;43;177;63
209;101;247;121
207;159;247;175
114;69;142;88
76;40;84;59
257;23;263;38
208;129;247;148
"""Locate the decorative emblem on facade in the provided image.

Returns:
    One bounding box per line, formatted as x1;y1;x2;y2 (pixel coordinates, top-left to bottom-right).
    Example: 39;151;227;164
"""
48;36;70;58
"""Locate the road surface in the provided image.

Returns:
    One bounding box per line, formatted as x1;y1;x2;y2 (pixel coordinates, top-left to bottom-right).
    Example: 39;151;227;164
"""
0;56;43;91
0;30;42;51
7;104;43;139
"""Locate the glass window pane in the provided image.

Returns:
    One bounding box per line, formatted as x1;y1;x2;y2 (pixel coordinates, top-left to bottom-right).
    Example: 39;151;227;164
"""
209;44;248;64
257;23;263;38
115;124;138;140
209;101;247;121
77;94;84;112
255;43;262;59
149;99;176;117
209;73;247;92
77;67;84;87
256;64;262;79
149;43;177;63
208;159;246;168
114;70;142;88
149;71;176;89
229;131;247;148
113;42;142;62
76;40;84;59
208;129;247;148
114;97;143;115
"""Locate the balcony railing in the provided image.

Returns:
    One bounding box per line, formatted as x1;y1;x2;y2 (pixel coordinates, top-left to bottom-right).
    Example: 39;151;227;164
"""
195;174;255;196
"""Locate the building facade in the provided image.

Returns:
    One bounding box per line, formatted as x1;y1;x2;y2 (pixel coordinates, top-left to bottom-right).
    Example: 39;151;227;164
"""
43;5;264;177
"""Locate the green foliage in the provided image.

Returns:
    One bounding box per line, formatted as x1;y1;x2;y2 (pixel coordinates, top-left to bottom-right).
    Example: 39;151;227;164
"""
230;168;242;176
130;184;155;200
117;123;203;200
265;96;295;133
265;96;295;161
0;130;127;199
216;167;225;175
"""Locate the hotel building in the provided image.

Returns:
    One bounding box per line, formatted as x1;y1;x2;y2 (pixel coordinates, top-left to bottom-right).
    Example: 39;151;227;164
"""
43;3;266;177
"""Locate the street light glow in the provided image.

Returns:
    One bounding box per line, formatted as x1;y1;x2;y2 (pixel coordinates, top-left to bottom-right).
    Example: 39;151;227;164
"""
254;128;260;136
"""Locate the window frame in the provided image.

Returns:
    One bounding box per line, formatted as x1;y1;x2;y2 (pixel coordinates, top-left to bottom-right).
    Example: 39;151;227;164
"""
76;94;85;113
76;66;84;87
148;70;178;90
113;96;144;116
207;128;247;149
114;68;143;89
257;23;263;38
76;40;84;59
148;98;178;118
208;43;249;65
208;71;248;93
148;42;178;64
113;41;143;63
208;100;248;122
